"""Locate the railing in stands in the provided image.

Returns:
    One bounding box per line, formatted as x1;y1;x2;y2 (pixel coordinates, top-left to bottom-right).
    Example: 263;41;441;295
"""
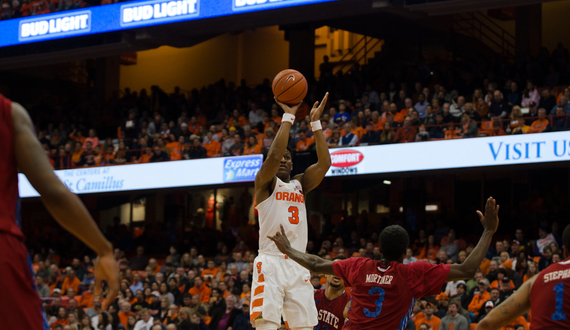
453;11;516;59
333;35;383;74
47;114;570;170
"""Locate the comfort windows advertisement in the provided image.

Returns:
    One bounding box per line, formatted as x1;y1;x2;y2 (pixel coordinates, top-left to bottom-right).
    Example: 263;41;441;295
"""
0;0;336;48
18;132;570;198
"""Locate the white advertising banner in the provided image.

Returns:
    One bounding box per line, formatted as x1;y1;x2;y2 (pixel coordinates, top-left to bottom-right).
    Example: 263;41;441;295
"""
18;155;262;198
19;132;570;198
326;131;570;176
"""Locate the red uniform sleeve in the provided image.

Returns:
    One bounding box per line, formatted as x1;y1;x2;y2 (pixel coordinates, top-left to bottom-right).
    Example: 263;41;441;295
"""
406;262;450;298
333;258;369;287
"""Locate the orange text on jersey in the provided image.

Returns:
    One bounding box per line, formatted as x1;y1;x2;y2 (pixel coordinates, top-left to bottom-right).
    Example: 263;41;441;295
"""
275;191;305;204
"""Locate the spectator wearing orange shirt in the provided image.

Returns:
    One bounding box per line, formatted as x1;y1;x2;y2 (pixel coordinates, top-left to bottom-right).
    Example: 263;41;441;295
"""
118;301;135;328
350;118;365;141
61;268;81;295
243;136;261;155
468;280;491;316
394;116;417;143
529;108;550;133
138;147;153;163
201;260;221;282
489;120;506;136
69;128;86;145
188;277;211;303
78;281;96;308
71;141;83;166
414;302;440;330
229;109;248;128
188;116;201;135
52;307;69;329
369;111;384;131
296;131;314;151
204;131;221;157
271;108;282;125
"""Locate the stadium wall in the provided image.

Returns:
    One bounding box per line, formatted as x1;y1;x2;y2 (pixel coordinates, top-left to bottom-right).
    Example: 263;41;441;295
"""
119;25;289;92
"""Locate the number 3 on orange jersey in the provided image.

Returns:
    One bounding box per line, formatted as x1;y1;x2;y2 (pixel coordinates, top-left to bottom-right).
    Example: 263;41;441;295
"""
288;206;299;224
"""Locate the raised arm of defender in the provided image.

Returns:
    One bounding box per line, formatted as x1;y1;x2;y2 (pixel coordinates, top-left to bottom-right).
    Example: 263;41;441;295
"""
447;197;499;281
269;224;335;275
254;100;302;202
12;102;119;310
294;92;331;194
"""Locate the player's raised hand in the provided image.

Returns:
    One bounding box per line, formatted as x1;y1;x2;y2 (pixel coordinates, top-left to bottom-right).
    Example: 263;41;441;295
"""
310;92;329;122
93;252;119;311
476;197;499;233
275;97;302;115
268;224;292;254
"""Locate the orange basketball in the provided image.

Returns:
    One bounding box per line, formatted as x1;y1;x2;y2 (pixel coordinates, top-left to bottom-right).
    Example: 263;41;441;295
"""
272;69;308;106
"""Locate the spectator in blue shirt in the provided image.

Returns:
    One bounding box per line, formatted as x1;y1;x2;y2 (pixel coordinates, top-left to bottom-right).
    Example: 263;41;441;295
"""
333;100;351;124
550;95;570;114
414;93;429;118
231;300;254;330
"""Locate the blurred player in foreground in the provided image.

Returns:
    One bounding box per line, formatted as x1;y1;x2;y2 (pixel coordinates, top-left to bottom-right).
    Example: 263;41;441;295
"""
269;197;500;329
314;255;351;330
0;94;119;328
251;93;331;330
476;224;570;330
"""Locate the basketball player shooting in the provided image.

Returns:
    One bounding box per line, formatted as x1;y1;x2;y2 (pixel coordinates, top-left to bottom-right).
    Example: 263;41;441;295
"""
0;95;119;329
250;92;331;330
269;197;500;330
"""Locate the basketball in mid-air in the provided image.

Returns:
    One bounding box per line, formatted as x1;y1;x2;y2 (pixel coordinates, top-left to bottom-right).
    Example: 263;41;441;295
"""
272;69;308;105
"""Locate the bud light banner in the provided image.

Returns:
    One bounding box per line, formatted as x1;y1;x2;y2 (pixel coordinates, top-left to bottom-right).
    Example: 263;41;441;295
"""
0;0;336;48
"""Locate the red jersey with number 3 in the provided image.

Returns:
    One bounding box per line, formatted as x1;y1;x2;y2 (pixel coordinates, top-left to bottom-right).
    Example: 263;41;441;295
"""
314;289;351;330
530;257;570;330
0;94;23;240
332;258;450;330
256;177;307;254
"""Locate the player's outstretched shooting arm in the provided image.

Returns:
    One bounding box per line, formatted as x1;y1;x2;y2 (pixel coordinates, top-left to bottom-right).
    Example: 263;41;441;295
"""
447;197;499;281
269;224;335;275
255;99;302;203
293;92;331;194
12;102;119;310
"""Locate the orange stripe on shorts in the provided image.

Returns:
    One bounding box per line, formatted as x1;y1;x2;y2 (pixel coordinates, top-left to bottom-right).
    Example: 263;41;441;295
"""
250;311;261;320
254;286;264;296
285;321;290;329
258;274;265;282
252;298;263;308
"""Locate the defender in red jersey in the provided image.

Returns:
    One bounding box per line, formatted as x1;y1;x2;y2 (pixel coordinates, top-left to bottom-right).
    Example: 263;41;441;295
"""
476;224;570;330
269;198;499;330
314;256;351;330
0;94;119;329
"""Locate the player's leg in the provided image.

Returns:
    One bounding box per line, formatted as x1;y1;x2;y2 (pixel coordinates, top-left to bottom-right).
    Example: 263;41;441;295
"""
250;255;285;329
254;319;281;330
0;233;49;329
281;259;318;329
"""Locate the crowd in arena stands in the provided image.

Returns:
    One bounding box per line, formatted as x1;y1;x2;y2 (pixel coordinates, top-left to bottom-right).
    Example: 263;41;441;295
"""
29;218;566;330
0;0;131;20
29;44;570;170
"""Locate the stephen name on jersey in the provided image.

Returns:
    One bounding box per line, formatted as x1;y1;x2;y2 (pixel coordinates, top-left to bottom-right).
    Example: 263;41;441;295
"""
543;269;570;283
